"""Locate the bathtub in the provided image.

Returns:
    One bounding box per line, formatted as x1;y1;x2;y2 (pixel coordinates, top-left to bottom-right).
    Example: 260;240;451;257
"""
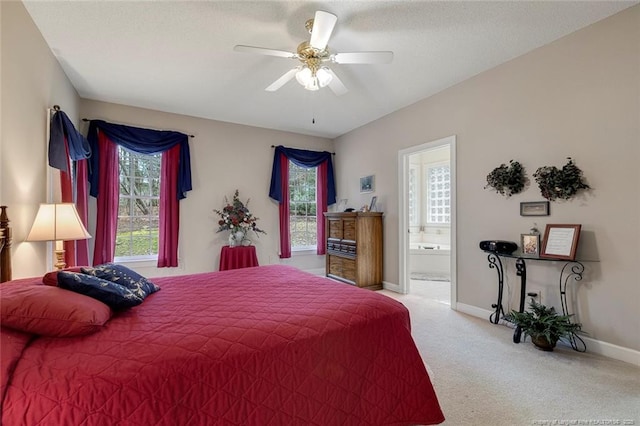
410;242;451;279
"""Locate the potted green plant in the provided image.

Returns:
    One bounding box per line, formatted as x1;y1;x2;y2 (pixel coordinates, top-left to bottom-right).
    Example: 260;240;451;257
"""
484;160;527;197
506;300;581;351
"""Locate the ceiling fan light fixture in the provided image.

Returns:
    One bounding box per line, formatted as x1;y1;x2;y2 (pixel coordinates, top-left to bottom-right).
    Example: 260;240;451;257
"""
316;67;333;87
295;66;312;86
305;79;320;91
295;65;333;91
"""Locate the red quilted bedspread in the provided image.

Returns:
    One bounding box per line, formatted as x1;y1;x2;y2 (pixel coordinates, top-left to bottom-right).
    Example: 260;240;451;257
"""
1;265;444;425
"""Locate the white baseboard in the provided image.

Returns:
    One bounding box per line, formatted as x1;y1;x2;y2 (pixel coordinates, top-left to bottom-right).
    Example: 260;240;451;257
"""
455;303;640;366
382;280;403;293
581;336;640;366
455;302;494;320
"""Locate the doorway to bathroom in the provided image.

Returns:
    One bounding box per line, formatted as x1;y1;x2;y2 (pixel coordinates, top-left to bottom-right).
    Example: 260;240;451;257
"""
398;136;456;307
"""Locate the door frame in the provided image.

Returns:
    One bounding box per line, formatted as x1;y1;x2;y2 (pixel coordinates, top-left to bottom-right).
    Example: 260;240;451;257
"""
397;135;457;308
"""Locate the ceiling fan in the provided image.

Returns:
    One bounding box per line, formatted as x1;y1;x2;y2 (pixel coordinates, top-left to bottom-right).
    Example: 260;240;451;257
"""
234;11;393;96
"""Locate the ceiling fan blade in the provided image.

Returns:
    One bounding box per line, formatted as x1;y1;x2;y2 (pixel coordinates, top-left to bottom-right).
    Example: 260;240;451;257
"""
332;51;394;64
234;45;296;59
265;68;299;91
309;11;337;51
327;69;348;96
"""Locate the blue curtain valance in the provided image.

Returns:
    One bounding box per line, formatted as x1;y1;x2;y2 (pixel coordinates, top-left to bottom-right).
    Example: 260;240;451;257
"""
87;120;192;200
269;145;336;205
49;111;91;172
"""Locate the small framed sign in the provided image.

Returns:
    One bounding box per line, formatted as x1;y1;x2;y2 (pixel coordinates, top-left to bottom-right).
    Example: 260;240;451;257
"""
520;201;550;216
540;224;581;260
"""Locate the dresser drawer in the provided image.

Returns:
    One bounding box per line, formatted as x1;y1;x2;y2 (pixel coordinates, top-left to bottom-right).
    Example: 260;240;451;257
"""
343;219;356;241
341;258;356;281
328;255;343;276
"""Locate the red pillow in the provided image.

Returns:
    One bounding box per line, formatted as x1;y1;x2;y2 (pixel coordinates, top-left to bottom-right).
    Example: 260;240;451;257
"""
0;283;112;337
43;266;84;286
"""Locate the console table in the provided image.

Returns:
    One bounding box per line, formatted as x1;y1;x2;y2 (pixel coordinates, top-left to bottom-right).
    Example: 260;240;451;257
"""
482;250;585;351
219;245;259;271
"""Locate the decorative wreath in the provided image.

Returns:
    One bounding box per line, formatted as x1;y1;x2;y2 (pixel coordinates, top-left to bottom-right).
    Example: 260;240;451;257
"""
533;157;590;201
484;160;527;197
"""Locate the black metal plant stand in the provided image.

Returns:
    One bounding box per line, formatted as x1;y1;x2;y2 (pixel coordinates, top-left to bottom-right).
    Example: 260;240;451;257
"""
484;250;586;351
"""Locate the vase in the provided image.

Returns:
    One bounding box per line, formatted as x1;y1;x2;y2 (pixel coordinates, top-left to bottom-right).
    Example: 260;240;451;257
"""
228;233;237;247
234;230;245;245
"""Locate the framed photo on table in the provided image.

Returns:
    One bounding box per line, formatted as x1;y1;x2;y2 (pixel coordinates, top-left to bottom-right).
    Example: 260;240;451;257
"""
540;224;582;260
369;196;378;212
521;233;540;256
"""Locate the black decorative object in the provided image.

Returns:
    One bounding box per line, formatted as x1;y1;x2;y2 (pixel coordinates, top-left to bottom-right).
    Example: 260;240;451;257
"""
533;157;590;201
479;240;518;254
484;160;527;197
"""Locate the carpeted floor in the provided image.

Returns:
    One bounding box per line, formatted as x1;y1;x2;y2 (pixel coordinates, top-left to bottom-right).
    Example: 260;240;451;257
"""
379;283;640;426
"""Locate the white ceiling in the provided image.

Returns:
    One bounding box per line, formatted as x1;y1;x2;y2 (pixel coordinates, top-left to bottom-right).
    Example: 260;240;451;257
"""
23;1;637;139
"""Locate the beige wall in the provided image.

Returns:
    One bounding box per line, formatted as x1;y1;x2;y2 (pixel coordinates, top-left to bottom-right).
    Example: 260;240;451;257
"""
79;99;333;277
1;1;333;279
334;5;640;353
1;1;81;278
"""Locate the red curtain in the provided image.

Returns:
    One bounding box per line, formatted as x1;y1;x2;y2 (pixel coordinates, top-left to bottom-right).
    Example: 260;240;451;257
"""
92;132;119;265
316;161;328;255
158;145;180;267
278;153;291;259
75;159;90;266
92;132;182;267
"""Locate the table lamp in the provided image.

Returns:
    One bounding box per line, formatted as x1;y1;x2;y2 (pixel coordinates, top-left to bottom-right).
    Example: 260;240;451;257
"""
26;203;91;270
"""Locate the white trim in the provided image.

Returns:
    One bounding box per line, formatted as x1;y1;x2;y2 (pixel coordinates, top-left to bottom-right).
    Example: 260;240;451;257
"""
581;336;640;366
456;302;494;320
398;135;457;308
456;303;640;366
382;280;403;294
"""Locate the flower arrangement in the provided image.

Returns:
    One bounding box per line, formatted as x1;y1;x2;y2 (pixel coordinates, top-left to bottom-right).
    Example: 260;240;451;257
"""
214;190;266;237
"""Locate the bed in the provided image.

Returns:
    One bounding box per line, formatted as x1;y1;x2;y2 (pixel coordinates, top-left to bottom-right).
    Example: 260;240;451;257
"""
0;210;444;425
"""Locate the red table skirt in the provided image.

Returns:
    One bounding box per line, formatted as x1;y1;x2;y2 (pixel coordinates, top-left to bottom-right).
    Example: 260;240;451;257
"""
219;245;259;271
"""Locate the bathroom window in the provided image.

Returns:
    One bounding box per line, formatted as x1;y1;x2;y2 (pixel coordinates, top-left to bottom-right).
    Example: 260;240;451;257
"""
426;165;450;224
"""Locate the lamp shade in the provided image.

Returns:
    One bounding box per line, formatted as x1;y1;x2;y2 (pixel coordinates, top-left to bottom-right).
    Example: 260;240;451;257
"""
27;203;91;242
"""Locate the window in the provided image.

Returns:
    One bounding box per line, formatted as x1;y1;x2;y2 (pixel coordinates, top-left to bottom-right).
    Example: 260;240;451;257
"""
426;165;450;224
115;147;161;260
289;162;317;250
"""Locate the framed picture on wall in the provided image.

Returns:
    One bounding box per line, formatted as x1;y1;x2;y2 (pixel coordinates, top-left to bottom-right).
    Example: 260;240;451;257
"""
360;175;375;193
521;233;540;257
520;201;550;216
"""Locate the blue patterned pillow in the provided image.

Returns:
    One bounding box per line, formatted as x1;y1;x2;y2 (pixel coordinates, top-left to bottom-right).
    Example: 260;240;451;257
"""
58;271;143;310
81;264;160;300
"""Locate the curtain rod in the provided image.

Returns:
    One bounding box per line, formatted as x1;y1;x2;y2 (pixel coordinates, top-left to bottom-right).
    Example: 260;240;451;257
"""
81;118;195;138
271;145;334;155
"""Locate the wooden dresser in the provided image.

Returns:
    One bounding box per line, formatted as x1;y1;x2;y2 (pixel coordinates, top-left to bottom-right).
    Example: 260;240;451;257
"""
324;211;383;290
